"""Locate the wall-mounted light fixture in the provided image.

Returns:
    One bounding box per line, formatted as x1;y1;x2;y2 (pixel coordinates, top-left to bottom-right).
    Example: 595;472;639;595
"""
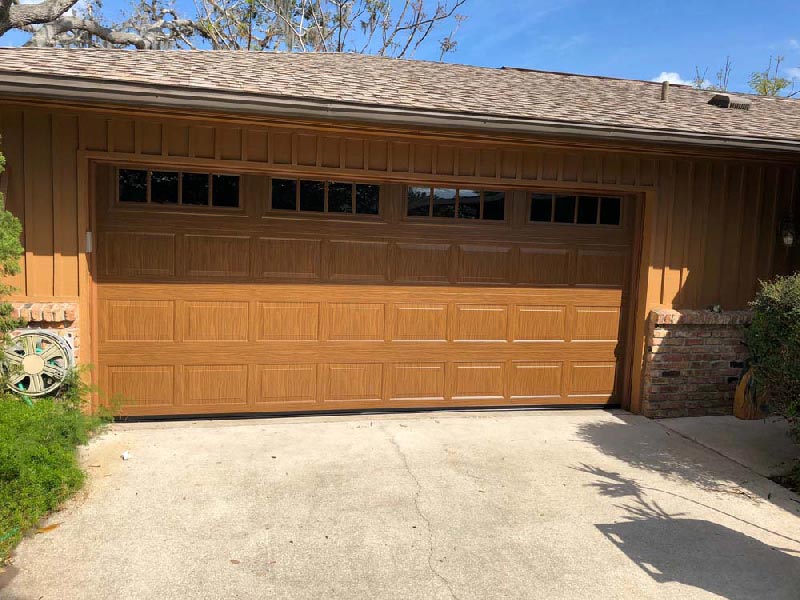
780;216;797;248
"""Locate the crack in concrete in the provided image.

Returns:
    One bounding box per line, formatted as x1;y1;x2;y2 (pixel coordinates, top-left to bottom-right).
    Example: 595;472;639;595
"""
382;424;460;600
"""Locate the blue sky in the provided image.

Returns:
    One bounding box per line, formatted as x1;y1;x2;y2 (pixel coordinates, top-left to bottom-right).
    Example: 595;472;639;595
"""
4;0;800;93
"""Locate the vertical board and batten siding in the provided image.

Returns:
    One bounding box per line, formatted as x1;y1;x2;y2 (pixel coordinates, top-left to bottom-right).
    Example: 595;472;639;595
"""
0;103;797;308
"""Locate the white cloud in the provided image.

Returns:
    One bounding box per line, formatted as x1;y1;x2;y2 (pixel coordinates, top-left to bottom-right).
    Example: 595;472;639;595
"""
786;67;800;80
789;39;800;49
651;71;694;86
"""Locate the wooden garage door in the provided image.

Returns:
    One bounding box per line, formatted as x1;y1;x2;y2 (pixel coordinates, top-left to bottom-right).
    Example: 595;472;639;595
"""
95;166;635;416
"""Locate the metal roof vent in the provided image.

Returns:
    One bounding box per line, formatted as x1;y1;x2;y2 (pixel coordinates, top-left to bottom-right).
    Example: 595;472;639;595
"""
708;93;752;111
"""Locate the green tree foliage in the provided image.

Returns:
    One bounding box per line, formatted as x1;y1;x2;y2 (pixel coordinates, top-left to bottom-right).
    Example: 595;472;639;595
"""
0;152;24;338
745;274;800;440
749;55;792;96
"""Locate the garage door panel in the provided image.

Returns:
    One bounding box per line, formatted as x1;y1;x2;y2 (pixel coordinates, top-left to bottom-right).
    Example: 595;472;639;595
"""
329;240;389;282
568;361;617;398
458;245;512;284
184;235;250;278
576;249;627;288
510;361;563;401
512;305;566;342
102;232;176;278
573;306;621;342
183;301;249;342
451;362;505;400
256;364;318;405
393;243;451;283
184;365;248;406
391;304;448;341
388;362;446;401
453;304;508;342
103;300;175;342
517;248;571;286
326;303;386;341
254;237;321;280
106;365;175;408
257;302;319;341
324;363;383;402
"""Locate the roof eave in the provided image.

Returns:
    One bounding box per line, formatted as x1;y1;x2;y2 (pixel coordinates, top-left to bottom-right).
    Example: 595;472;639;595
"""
2;72;799;154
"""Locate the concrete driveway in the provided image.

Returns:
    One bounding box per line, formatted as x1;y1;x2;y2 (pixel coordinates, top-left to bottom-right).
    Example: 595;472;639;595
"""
3;410;800;600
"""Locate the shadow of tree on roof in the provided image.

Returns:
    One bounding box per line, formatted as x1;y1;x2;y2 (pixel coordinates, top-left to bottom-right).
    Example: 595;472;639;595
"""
578;464;800;600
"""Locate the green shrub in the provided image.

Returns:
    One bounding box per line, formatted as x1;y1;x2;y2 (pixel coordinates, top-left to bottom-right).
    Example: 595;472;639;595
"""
0;390;105;563
745;274;800;441
0;151;24;341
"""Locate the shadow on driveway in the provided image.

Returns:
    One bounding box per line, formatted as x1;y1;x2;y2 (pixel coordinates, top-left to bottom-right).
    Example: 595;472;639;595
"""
579;463;800;600
575;412;800;517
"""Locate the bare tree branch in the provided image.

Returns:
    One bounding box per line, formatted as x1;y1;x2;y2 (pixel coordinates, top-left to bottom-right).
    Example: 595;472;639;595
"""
1;0;77;35
3;0;467;57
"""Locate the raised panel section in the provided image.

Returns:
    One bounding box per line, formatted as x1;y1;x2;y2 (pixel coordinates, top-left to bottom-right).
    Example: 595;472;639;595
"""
454;304;508;342
105;300;174;342
388;363;445;401
327;303;385;341
254;237;321;280
569;362;617;397
257;302;319;341
185;235;250;279
518;248;570;286
102;232;175;278
329;240;389;282
184;301;249;342
108;366;174;407
257;364;317;404
452;362;505;400
513;306;566;342
576;250;626;288
325;363;383;402
392;304;448;341
458;245;511;284
184;365;248;405
573;307;621;342
393;243;450;283
510;362;563;400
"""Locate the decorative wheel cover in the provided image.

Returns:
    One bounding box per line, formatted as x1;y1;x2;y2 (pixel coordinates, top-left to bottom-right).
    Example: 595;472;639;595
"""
4;331;73;397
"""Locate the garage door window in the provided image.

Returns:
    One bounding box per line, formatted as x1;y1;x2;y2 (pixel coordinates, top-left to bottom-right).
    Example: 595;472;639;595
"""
530;192;621;226
118;169;240;208
271;178;380;216
406;187;505;221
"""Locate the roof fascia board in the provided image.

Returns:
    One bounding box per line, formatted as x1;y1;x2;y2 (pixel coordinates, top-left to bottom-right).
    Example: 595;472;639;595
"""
2;73;799;154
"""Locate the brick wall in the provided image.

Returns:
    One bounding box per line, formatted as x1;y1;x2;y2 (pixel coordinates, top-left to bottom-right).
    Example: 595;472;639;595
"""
642;309;751;418
10;302;79;362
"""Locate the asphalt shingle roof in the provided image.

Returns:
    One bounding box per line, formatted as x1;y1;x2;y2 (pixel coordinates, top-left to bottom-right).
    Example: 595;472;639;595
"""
2;47;800;146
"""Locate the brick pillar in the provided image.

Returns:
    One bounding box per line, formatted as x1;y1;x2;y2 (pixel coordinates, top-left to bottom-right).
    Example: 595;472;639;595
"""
10;302;80;362
642;309;751;418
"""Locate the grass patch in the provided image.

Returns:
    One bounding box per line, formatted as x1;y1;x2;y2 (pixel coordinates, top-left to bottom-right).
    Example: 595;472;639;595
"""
0;389;107;564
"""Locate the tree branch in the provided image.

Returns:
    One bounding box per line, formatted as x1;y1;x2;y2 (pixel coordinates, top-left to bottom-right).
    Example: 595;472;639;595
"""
28;13;194;48
2;0;77;35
